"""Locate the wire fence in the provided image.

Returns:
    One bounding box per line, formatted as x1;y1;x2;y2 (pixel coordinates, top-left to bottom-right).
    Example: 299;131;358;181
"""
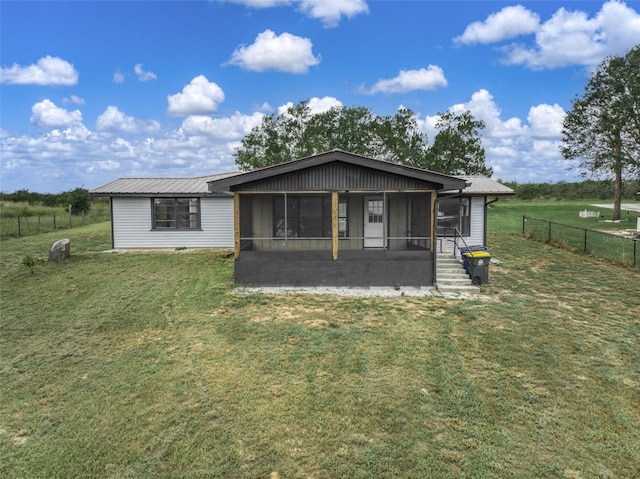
523;216;638;268
0;210;111;239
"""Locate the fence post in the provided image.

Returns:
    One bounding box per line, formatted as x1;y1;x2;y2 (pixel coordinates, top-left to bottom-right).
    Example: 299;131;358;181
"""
17;216;21;237
53;212;56;229
584;229;588;253
522;215;526;235
548;221;552;243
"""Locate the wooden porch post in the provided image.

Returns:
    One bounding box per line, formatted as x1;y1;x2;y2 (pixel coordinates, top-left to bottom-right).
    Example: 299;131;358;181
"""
234;192;240;259
332;192;339;261
430;192;436;253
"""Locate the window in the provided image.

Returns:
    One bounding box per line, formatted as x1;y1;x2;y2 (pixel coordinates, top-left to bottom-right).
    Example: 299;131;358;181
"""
437;197;470;236
274;195;348;238
152;198;200;229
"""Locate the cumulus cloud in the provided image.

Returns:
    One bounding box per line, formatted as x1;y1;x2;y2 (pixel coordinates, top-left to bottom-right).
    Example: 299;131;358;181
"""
363;66;447;94
180;112;265;139
298;0;368;28
278;96;343;116
227;30;321;74
527;103;565;137
1;56;79;86
219;0;368;27
95;106;160;134
455;5;540;44
503;1;640;69
432;89;570;182
134;64;157;82
30;99;83;129
167;75;225;116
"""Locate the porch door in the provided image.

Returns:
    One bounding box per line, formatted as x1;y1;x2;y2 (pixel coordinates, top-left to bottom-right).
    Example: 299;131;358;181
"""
364;196;384;248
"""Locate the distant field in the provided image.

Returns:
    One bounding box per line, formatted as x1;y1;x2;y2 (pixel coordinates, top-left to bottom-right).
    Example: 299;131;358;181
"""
488;198;640;233
0;201;110;238
1;205;638;478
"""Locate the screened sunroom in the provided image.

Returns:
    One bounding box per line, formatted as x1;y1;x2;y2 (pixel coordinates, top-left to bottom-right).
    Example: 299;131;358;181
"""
207;150;467;287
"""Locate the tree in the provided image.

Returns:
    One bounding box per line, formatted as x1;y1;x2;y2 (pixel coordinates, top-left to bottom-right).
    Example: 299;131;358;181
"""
234;100;491;176
374;107;429;166
420;110;491;176
561;45;640;220
63;188;91;214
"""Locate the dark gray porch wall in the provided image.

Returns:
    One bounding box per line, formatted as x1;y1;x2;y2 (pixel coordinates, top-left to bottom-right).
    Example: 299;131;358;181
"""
235;250;433;287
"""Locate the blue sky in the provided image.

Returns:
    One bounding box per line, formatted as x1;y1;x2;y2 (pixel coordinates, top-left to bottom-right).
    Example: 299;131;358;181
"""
1;0;640;193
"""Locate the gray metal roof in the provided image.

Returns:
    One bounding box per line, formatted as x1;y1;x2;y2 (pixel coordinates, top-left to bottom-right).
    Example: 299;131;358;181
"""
90;172;241;196
455;175;515;196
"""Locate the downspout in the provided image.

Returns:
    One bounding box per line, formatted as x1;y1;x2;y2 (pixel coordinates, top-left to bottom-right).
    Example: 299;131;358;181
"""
484;196;500;246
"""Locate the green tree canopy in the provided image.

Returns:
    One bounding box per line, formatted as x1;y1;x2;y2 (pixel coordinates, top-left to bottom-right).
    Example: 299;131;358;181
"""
234;100;491;176
561;45;640;219
418;110;491;176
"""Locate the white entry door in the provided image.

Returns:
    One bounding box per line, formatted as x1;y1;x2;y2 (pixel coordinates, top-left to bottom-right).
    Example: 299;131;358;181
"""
364;196;384;248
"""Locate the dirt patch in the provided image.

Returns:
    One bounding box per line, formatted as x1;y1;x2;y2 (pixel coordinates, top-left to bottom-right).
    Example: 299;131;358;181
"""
531;258;552;273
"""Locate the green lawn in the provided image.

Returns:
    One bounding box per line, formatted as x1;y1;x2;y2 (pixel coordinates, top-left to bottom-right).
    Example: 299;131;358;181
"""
1;208;639;478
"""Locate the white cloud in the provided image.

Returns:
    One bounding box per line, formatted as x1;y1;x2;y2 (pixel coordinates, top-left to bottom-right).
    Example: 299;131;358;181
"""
277;96;343;116
364;66;447;94
416;89;572;182
455;5;540;44
96;106;159;134
113;71;125;83
527;103;565;137
298;0;368;28
167;75;225;116
227;30;321;74
62;95;86;105
1;56;79;86
219;0;368;26
30;99;83;129
134;64;157;82
180;112;265;139
110;108;157;134
503;1;640;69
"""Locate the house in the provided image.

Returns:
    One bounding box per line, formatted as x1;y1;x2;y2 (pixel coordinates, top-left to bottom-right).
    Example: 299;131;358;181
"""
90;150;514;287
90;172;241;249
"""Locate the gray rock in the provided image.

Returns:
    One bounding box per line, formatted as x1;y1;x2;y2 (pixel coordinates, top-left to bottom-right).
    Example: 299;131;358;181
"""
49;238;70;261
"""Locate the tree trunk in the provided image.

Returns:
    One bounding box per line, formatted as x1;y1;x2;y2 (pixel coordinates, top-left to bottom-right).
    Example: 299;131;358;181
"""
613;130;622;221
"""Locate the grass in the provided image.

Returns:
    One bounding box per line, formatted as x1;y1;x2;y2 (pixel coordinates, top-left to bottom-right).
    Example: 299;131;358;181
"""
488;198;640;234
0;201;111;239
1;207;639;478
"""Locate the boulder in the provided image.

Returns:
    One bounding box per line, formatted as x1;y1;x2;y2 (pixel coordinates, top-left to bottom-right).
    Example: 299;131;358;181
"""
49;238;70;261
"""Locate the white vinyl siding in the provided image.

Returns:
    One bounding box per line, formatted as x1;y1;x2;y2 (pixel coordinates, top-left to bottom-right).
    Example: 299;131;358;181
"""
111;196;233;248
444;196;486;256
467;196;485;246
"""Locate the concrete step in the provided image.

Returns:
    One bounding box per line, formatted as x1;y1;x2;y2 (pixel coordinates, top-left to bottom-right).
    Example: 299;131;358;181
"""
435;254;479;294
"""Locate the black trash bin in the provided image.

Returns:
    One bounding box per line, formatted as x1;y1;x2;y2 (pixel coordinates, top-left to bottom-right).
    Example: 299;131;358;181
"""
462;248;491;285
459;246;489;275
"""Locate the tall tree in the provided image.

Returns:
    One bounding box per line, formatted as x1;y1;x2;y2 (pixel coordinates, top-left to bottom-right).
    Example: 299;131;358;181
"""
235;100;491;177
561;45;640;220
419;110;491;176
374;107;429;165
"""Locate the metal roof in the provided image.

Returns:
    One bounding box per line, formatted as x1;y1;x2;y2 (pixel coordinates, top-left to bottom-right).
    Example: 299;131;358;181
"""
90;172;241;196
207;150;468;192
455;175;515;196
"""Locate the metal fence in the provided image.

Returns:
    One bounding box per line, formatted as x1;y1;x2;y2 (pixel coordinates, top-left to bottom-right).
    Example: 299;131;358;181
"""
523;216;638;268
0;210;110;238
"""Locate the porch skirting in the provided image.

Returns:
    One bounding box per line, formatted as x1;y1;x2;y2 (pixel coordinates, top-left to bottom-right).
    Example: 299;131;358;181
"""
235;250;433;287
